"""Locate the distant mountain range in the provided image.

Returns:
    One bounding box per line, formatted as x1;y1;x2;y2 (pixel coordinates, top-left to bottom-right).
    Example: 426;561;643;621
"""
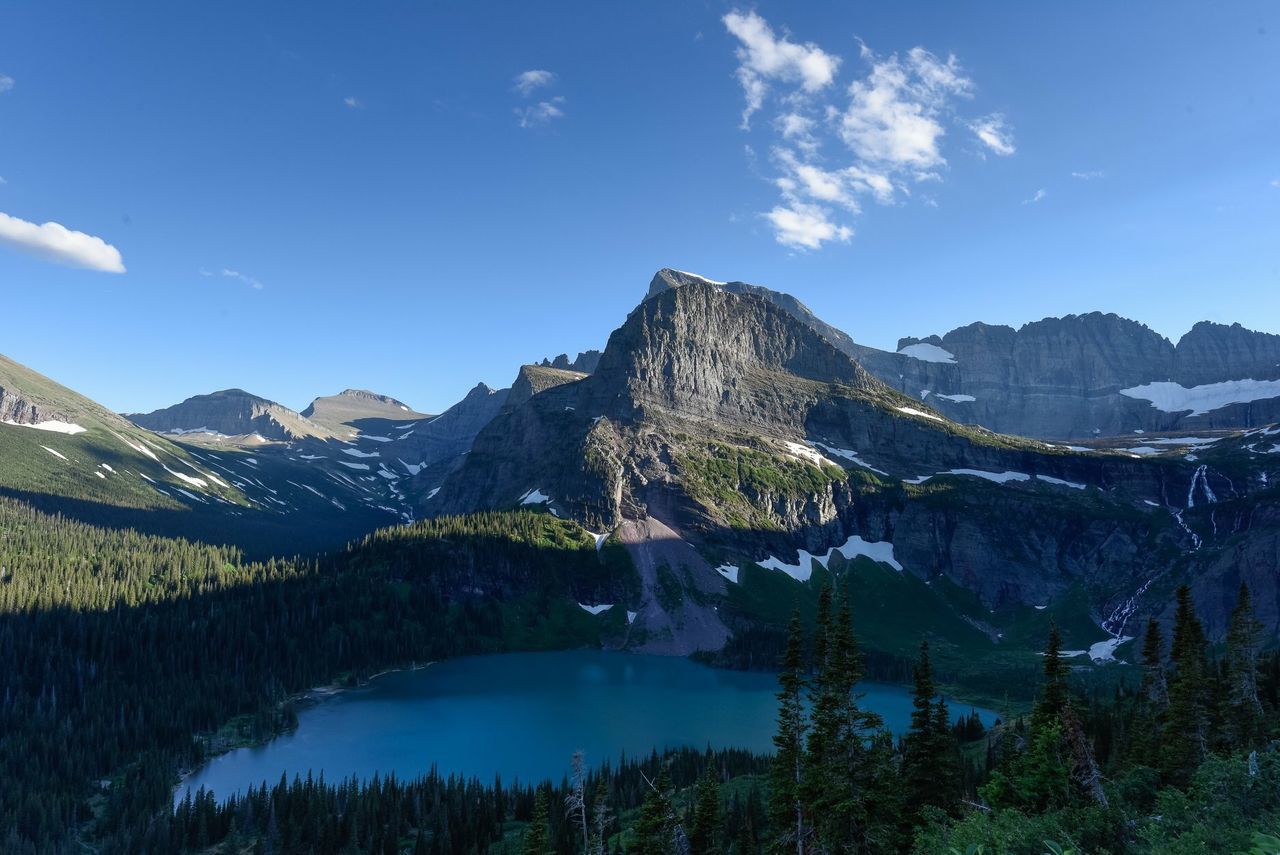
4;268;1278;656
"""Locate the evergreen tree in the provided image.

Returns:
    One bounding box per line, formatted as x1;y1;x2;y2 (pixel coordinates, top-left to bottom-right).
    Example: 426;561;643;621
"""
903;639;949;822
1036;621;1070;723
523;787;552;855
1163;584;1209;786
632;766;679;855
1141;617;1169;708
1225;583;1264;749
689;766;723;855
768;608;809;854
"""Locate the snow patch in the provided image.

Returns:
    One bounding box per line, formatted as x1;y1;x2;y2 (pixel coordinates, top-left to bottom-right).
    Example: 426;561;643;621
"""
162;465;207;488
895;406;945;423
1120;379;1280;416
914;469;1031;485
715;564;740;584
520;488;550;505
342;447;381;458
578;603;614;615
935;393;975;403
1037;475;1086;490
425;487;441;500
897;342;957;364
757;534;902;582
40;445;69;461
337;461;371;471
1089;636;1132;662
2;418;87;435
810;441;890;476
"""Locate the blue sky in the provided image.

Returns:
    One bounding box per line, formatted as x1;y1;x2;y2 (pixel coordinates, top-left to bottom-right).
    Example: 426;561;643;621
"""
1;1;1277;414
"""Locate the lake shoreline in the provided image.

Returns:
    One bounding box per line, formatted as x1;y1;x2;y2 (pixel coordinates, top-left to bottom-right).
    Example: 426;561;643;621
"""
172;660;436;800
175;649;1001;805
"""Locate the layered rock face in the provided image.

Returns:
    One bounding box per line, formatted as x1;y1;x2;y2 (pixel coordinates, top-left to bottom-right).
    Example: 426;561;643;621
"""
127;389;332;441
653;269;1280;439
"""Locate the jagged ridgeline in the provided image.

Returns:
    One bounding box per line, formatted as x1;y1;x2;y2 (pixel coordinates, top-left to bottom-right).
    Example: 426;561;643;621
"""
0;499;637;848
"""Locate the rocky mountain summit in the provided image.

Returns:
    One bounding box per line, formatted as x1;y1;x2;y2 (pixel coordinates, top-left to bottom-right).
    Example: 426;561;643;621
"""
127;388;335;442
301;389;427;434
651;268;1280;439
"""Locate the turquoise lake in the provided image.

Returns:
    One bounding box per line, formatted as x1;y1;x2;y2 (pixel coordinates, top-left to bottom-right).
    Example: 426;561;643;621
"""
178;650;996;802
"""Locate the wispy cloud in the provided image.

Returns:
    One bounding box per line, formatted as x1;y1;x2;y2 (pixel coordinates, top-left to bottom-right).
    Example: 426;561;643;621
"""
722;10;840;129
220;268;263;290
722;10;1011;250
0;74;13;94
343;96;362;109
0;176;7;185
1071;170;1105;180
0;211;125;272
513;69;556;96
1022;188;1047;205
1270;179;1280;189
515;96;565;128
969;113;1016;157
512;70;565;128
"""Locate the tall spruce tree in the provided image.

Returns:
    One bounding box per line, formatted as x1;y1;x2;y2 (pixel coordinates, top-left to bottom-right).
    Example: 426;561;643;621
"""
1036;621;1070;723
768;609;809;854
1225;583;1264;749
1162;584;1209;787
523;787;552;855
903;640;954;826
689;766;723;855
1141;617;1169;708
632;767;679;855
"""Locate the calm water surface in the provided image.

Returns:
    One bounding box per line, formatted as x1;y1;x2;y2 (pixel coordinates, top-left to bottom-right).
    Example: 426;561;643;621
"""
179;650;995;802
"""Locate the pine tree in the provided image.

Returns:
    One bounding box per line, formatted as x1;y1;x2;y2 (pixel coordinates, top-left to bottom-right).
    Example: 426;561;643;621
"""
632;767;678;855
1162;584;1209;787
1225;583;1264;749
689;766;723;855
768;609;809;854
1036;621;1070;723
1141;617;1168;708
903;640;953;826
523;787;552;855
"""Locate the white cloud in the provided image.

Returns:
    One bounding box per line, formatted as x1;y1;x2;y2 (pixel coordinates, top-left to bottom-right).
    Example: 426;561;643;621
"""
969;113;1016;156
515;96;565;128
0;74;13;93
723;10;840;128
838;46;973;169
343;96;362;109
766;202;852;250
721;12;1009;251
1071;170;1105;180
1270;179;1279;189
221;268;263;290
0;211;125;272
1022;188;1047;204
513;69;556;96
